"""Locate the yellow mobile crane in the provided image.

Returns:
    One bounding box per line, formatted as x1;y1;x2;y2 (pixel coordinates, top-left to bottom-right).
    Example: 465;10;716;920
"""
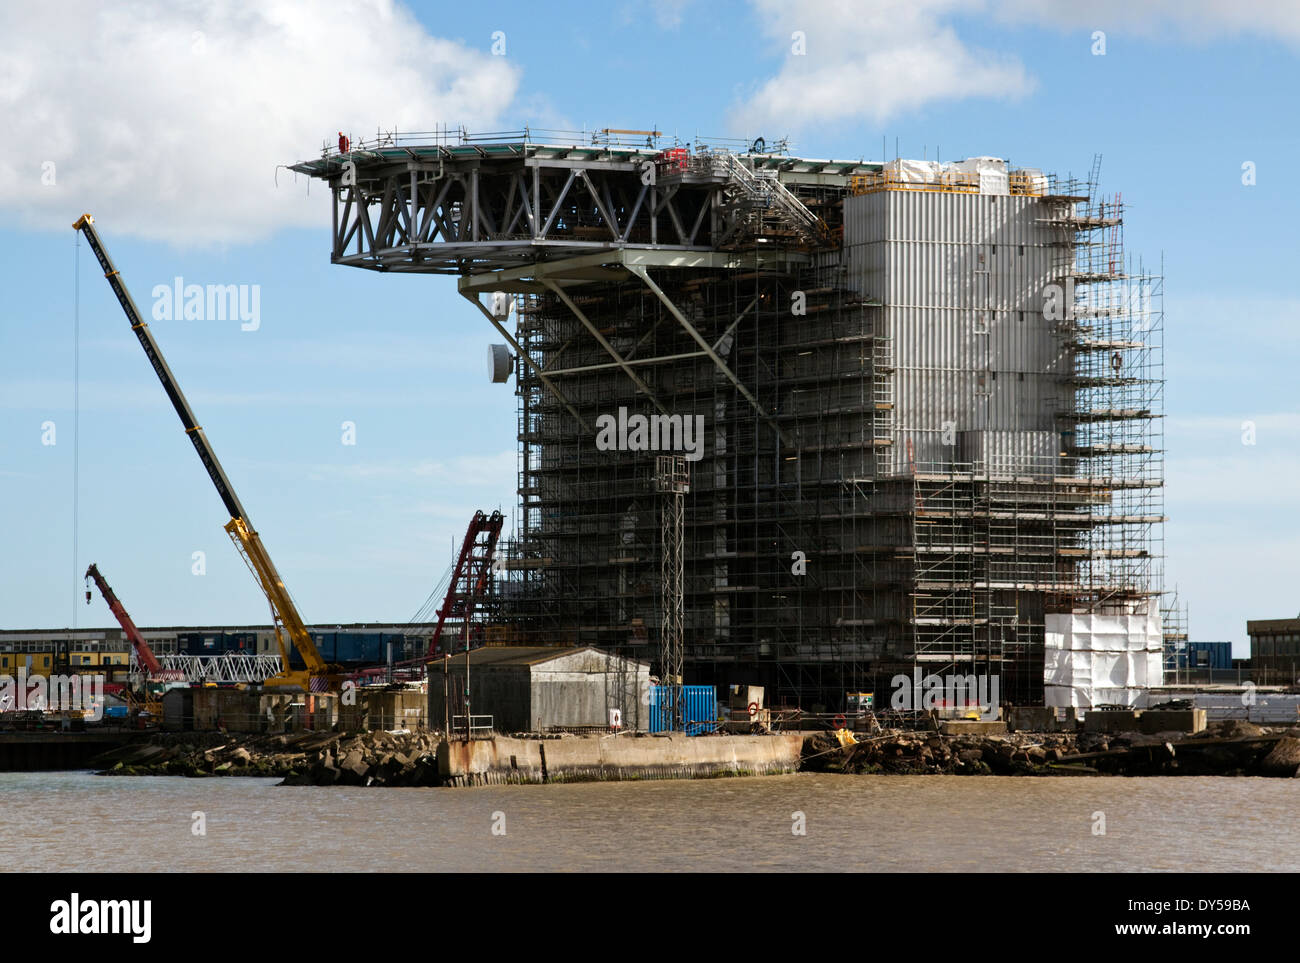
73;214;340;692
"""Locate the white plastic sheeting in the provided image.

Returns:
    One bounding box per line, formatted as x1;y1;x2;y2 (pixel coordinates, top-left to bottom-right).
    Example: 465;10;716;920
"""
882;156;1033;196
954;156;1009;195
883;158;943;184
1044;600;1164;713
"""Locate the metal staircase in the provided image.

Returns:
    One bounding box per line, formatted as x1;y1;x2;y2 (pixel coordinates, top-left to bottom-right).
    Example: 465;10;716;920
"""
714;151;825;244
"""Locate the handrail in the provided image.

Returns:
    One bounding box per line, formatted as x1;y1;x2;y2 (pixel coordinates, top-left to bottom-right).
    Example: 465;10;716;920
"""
849;169;1046;197
451;714;494;737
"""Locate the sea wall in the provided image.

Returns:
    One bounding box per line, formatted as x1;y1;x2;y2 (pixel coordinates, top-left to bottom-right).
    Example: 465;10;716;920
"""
438;733;805;786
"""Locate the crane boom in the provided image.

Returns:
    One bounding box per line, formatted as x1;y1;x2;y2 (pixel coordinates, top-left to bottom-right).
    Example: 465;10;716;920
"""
73;217;246;521
83;562;183;680
428;510;504;655
73;214;335;692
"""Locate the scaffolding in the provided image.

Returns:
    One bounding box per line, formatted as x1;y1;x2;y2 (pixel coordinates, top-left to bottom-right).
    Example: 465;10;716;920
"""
291;135;1164;710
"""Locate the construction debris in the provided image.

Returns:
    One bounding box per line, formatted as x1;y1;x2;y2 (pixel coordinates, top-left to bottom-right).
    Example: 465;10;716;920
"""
802;719;1300;777
91;730;441;786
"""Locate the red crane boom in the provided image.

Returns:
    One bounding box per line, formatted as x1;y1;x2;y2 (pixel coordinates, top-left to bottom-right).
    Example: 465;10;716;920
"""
428;510;504;656
84;563;184;682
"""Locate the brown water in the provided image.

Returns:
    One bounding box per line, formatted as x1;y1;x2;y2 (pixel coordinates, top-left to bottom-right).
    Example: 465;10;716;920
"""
1;771;1295;872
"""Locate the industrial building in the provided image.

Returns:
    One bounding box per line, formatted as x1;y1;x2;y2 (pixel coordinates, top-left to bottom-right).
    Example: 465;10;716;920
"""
0;623;421;684
1247;618;1300;685
290;129;1165;711
427;646;650;732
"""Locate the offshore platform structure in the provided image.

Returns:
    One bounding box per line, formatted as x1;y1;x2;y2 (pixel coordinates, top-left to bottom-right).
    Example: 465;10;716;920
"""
291;129;1164;709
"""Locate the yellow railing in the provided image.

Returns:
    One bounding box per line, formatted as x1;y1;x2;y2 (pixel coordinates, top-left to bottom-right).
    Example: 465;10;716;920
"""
1008;171;1044;196
849;170;1044;197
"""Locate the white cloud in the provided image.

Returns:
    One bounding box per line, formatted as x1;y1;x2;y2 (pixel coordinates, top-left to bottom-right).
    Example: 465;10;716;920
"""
993;0;1300;43
283;447;512;483
303;451;516;486
653;0;695;29
734;0;1032;132
0;0;519;245
733;0;1300;134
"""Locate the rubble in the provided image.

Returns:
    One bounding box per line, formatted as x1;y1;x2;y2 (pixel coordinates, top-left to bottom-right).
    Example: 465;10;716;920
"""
802;719;1300;777
89;718;1300;784
802;729;1077;776
91;730;443;787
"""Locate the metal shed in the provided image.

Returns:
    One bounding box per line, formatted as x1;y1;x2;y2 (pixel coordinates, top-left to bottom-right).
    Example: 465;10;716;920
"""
427;646;651;734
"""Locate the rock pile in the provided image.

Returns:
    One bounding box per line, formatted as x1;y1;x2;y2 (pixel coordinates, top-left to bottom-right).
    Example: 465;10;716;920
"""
802;730;1077;776
803;719;1300;777
94;730;443;786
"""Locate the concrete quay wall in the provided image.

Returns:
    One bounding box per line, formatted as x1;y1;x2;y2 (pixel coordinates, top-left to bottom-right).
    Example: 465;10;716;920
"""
438;733;804;786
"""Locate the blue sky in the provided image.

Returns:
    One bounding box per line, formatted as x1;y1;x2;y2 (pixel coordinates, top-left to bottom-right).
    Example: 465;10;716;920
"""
2;1;1298;653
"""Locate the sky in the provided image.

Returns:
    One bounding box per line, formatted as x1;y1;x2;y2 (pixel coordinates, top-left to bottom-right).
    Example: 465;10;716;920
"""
1;0;1298;654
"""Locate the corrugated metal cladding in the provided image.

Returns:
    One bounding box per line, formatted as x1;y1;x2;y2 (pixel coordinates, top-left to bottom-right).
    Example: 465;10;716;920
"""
649;685;716;735
843;190;1067;476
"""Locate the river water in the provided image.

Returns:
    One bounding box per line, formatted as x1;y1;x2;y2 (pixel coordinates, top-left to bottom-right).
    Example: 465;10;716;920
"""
1;771;1294;872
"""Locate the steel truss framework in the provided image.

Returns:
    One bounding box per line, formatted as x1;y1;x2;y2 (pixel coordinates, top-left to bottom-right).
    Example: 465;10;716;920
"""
289;133;873;275
142;653;284;685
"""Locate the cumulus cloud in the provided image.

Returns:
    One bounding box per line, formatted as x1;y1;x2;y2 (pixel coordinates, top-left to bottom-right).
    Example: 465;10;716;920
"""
733;0;1032;132
0;0;520;245
652;0;695;29
733;0;1300;134
311;451;517;485
993;0;1300;43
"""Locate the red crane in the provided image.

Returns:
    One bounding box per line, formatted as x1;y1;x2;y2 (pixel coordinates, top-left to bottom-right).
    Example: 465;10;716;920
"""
428;510;504;656
84;563;185;682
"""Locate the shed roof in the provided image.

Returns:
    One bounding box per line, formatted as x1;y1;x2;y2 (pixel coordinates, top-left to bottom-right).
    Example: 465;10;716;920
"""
429;645;647;668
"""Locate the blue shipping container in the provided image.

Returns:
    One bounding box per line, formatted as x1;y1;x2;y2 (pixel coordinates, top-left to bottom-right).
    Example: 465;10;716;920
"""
1169;641;1233;671
650;685;716;735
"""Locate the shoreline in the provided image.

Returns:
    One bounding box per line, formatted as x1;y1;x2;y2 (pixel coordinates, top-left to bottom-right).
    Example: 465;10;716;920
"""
802;719;1300;777
75;718;1300;785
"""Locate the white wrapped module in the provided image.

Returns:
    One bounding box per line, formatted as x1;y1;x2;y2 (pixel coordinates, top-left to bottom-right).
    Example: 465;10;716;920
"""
1044;600;1164;713
955;156;1009;195
885;158;943;184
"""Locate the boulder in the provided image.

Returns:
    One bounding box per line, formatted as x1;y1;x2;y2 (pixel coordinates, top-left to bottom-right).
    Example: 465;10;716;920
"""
1257;737;1300;777
339;749;369;783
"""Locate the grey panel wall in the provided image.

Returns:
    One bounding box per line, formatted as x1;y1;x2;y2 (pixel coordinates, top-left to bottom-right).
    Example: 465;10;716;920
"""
428;666;532;734
844;190;1065;476
530;649;650;730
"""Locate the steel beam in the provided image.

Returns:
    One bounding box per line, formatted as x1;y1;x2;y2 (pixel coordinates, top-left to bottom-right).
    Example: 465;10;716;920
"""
542;350;708;377
541;278;671;415
460;289;593;433
539;168;577;239
456;248;807;293
628;265;791;447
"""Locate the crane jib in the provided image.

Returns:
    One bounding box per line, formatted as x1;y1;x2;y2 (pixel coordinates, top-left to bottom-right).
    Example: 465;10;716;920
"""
132;324;245;520
73;214;331;692
80;218;247;523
